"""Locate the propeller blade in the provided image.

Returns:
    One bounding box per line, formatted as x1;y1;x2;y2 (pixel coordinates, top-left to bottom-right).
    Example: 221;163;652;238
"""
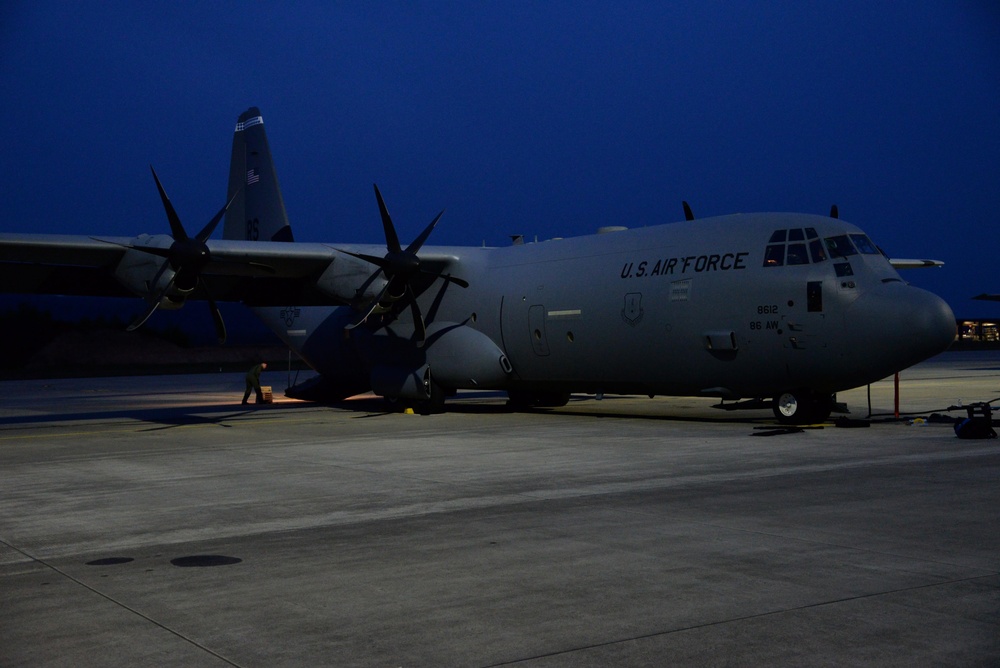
91;237;174;259
344;280;393;330
200;278;227;344
439;273;469;289
373;184;402;254
405;209;445;255
418;269;469;288
127;261;174;331
127;299;161;332
194;188;241;243
150;166;188;241
338;248;390;269
407;284;427;345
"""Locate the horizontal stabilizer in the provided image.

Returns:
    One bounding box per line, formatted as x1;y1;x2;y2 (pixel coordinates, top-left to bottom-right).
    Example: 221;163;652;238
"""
889;258;944;269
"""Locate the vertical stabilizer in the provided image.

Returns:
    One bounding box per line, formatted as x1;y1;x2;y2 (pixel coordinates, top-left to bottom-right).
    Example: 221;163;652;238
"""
223;107;294;242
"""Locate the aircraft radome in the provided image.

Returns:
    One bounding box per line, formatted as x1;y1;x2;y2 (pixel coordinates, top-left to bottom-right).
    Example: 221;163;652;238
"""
0;107;957;424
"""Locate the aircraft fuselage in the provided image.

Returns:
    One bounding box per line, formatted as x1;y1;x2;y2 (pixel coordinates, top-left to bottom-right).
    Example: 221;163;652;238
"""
258;211;955;408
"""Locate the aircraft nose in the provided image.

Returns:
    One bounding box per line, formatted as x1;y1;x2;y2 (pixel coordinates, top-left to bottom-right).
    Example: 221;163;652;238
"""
845;283;955;377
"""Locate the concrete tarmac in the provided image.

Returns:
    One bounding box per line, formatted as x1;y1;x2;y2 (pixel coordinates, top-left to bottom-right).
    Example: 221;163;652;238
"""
1;351;998;666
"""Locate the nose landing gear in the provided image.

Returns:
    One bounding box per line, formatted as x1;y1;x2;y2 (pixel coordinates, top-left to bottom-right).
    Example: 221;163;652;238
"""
773;390;834;425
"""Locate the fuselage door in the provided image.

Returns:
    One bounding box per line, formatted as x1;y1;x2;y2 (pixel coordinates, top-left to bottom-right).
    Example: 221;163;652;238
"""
528;304;550;356
782;282;827;351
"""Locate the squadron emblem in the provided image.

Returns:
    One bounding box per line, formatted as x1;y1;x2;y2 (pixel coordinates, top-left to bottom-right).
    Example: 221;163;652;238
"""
622;292;644;327
280;306;301;328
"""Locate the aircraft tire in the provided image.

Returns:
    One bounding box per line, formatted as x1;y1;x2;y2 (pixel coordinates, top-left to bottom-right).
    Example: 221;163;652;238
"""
418;382;448;415
772;390;832;425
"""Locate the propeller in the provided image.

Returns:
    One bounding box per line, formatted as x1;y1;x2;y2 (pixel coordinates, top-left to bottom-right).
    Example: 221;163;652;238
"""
125;166;239;343
340;184;468;344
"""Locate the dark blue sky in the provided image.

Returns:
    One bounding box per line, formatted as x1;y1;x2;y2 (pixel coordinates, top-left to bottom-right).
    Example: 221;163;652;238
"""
2;2;998;316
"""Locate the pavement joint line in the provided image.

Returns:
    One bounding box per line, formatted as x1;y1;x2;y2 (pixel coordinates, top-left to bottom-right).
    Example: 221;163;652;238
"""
0;536;245;668
479;573;1000;667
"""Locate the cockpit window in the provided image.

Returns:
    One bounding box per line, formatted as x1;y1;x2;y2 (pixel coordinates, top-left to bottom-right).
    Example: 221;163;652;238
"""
765;229;873;268
809;239;827;263
825;235;858;258
849;234;880;254
786;243;809;265
764;229;828;267
764;244;785;266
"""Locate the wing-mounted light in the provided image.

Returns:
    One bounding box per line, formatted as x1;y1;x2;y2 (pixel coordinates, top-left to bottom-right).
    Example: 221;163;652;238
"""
337;184;468;345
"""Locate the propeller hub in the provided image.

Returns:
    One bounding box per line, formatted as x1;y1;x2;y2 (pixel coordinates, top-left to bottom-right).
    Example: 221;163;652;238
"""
169;239;210;271
385;250;419;277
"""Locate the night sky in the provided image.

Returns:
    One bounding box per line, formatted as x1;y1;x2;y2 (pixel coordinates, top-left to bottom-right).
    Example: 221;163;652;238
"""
2;2;998;318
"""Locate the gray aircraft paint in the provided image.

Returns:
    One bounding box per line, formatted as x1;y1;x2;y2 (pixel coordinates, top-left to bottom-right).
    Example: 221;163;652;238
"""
0;108;956;422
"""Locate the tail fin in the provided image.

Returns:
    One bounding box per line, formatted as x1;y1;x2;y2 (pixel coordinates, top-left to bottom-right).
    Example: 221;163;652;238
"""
223;107;295;242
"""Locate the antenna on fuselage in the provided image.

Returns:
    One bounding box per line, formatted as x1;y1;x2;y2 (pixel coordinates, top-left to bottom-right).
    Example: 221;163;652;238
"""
830;204;839;219
682;201;695;221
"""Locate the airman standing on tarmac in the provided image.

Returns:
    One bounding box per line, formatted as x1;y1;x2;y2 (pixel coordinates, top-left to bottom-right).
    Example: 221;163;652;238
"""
242;361;268;405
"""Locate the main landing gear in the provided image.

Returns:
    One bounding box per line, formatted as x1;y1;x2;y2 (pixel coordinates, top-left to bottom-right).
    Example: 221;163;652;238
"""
772;390;834;425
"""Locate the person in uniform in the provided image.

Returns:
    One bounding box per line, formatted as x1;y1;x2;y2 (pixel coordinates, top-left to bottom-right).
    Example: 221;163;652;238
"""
242;361;268;404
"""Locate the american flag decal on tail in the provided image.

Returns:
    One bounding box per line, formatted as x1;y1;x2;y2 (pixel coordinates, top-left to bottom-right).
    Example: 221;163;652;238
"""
247;168;260;185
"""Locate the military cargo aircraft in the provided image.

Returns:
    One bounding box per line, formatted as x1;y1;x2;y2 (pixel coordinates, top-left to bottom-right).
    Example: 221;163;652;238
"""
0;107;956;423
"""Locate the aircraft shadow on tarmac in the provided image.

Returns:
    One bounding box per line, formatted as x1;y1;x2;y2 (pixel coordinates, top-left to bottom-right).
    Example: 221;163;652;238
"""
0;390;819;430
346;392;785;425
0;400;308;430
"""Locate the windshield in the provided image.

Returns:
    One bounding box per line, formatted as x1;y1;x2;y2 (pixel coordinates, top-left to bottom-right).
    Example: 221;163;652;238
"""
849;234;880;254
825;235;858;258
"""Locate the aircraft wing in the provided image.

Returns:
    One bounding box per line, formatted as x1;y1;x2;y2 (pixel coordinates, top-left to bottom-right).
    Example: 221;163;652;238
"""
0;234;133;298
0;233;346;305
888;258;944;269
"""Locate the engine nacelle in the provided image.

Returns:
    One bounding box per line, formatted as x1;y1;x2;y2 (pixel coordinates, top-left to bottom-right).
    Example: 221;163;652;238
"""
423;324;512;389
358;323;513;393
370;364;432;401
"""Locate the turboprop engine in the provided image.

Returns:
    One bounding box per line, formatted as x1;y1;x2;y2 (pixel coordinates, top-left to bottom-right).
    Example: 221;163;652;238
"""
104;167;243;342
